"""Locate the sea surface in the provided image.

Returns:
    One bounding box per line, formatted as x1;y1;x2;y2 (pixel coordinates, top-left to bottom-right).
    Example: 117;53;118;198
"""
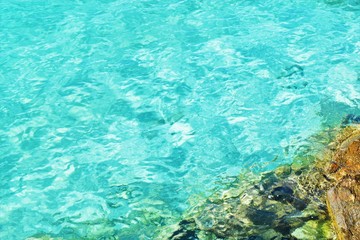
1;0;360;239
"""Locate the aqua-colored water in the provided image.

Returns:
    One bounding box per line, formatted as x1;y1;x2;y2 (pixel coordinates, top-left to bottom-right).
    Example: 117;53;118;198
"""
1;0;360;239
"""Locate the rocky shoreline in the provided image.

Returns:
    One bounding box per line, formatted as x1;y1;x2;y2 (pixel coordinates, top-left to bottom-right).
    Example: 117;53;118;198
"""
27;121;360;240
161;121;360;240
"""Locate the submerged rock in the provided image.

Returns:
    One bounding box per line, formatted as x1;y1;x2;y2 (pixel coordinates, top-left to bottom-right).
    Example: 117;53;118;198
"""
161;121;360;239
342;114;360;126
246;209;277;226
270;185;294;203
162;164;334;240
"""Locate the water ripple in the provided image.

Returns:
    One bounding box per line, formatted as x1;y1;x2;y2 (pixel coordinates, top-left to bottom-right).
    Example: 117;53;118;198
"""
1;0;360;239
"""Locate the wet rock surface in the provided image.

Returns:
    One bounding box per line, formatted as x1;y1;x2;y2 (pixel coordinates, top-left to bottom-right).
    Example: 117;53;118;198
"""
161;123;360;239
324;125;360;240
327;179;360;240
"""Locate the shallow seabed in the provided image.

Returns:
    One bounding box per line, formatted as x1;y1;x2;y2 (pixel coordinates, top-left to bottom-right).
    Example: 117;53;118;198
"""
1;0;360;239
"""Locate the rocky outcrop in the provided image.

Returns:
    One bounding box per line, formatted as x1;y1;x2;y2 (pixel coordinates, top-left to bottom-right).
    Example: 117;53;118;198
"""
325;126;360;240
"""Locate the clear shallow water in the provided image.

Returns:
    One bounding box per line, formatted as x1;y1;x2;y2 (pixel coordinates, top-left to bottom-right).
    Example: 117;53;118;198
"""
0;0;360;239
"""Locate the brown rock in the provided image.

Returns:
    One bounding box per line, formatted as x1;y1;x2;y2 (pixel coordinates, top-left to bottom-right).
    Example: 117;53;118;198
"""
327;178;360;240
327;128;360;179
326;126;360;240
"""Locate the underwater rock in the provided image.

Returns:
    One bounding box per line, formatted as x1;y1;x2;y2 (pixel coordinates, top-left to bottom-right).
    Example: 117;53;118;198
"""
164;167;333;240
162;121;360;240
274;165;292;178
269;185;308;211
291;220;333;240
342;114;360;126
168;219;199;240
290;197;307;211
246;209;277;226
169;229;198;240
270;185;294;203
247;236;264;240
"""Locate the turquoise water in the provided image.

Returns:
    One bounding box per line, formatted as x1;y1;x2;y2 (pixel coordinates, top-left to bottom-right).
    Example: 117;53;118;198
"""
1;0;360;239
